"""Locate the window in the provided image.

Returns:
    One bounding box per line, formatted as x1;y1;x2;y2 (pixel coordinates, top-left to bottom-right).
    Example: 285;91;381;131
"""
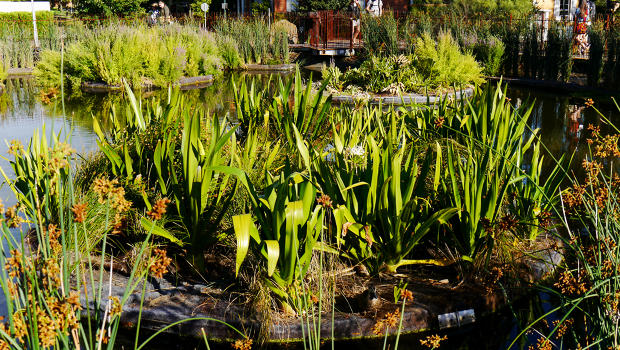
558;0;571;18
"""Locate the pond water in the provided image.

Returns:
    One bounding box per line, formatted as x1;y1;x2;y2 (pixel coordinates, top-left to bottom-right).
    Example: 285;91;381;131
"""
1;75;618;208
0;74;618;349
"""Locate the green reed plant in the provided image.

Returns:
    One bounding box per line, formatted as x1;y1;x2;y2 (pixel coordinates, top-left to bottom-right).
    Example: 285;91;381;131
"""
605;25;620;88
522;24;540;79
510;120;620;349
587;22;605;87
361;12;399;56
497;19;523;76
508;141;567;241
0;127;74;223
214;17;289;64
472;34;505;76
0;59;6;82
544;20;573;81
232;75;275;126
270;68;331;148
226;159;324;309
441;84;537;261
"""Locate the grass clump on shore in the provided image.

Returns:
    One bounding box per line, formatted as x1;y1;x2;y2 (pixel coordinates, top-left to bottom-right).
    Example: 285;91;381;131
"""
323;32;483;94
35;24;229;89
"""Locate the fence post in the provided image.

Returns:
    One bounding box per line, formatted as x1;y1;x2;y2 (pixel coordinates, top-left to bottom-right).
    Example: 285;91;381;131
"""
31;0;39;50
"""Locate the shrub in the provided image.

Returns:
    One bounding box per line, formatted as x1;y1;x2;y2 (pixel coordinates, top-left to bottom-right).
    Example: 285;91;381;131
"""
33;50;62;88
414;32;484;89
76;0;146;16
217;35;243;69
34;24;230;89
473;35;505;76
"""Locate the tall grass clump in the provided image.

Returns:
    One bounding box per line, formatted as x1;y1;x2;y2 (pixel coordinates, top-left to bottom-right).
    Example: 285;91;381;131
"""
473;35;505;76
522;24;541;79
511;115;620;349
544;21;573;81
604;25;620;88
361;12;399;56
498;19;524;76
0;59;6;82
35;24;231;89
214;18;289;65
587;22;605;86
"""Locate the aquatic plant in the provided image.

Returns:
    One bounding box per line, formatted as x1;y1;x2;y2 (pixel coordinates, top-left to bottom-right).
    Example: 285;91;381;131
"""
0;59;6;82
441;84;538;261
270;68;332;148
361;12;399;56
35;24;229;89
587;22;605;87
213;17;289;65
228;160;325;309
0;127;74;223
544;20;573;82
511;119;620;349
153;106;238;268
414;32;484;89
328;138;458;272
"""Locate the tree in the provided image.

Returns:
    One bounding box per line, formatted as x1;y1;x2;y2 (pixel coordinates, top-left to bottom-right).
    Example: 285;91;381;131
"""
295;0;350;12
76;0;148;16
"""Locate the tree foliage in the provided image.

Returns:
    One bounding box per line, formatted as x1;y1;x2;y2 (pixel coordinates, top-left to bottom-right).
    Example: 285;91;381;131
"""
76;0;148;16
295;0;350;12
450;0;534;17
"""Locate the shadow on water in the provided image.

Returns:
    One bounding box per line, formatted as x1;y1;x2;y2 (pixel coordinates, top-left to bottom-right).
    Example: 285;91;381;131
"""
0;76;614;349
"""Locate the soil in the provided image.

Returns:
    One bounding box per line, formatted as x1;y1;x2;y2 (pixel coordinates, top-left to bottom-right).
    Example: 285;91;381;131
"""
75;232;563;346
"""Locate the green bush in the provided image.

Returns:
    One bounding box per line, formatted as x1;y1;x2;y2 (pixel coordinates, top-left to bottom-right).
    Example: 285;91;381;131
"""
35;24;231;89
75;0;146;16
323;32;483;94
473;35;505;76
414;32;484;89
33;49;62;88
217;35;243;69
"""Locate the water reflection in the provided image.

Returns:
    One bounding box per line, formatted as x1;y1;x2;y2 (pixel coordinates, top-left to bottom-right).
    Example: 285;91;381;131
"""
507;86;620;179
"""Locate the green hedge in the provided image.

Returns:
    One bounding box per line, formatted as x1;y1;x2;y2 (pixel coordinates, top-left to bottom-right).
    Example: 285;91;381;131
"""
0;11;55;34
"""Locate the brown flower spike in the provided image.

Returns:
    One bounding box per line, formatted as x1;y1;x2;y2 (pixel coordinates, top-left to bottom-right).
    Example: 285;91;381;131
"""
71;203;87;223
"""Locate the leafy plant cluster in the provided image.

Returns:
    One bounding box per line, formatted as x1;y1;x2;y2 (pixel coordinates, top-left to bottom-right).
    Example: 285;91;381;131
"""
75;0;147;16
16;71;558;311
34;23;240;89
213;17;289;65
323;32;483;94
6;68;620;348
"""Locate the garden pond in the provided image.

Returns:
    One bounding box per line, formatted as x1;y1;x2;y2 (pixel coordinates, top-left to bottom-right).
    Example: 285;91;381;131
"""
0;75;617;207
0;74;617;349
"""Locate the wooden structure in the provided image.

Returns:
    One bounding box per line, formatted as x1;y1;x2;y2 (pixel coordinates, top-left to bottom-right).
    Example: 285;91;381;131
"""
273;0;411;13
